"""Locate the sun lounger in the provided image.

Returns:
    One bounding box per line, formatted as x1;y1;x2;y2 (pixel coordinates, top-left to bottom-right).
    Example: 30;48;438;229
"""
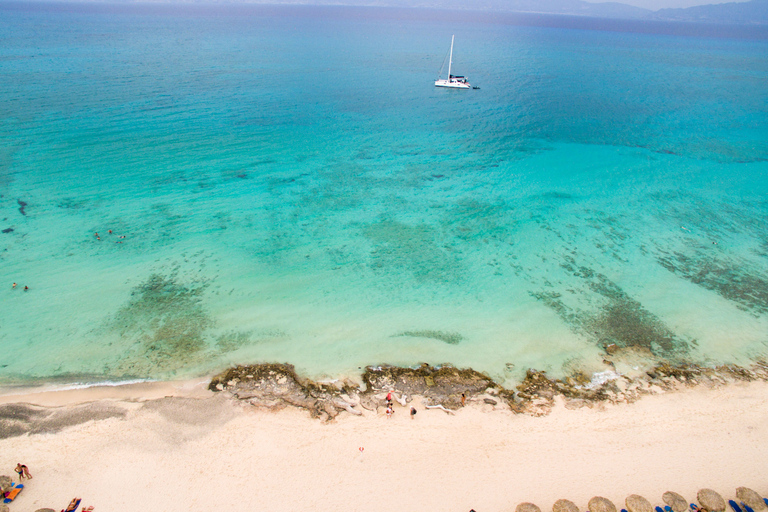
64;497;82;512
3;483;23;503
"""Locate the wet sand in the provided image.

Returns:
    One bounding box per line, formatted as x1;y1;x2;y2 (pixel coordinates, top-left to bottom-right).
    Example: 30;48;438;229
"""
1;377;767;512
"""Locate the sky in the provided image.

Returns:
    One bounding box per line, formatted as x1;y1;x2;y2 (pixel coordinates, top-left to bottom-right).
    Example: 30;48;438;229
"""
582;0;750;10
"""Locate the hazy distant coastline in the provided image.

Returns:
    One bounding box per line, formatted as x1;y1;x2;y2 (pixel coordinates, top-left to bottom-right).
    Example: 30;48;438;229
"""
6;0;766;25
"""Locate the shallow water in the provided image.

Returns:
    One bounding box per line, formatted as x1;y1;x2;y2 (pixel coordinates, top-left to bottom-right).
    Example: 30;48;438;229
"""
1;3;767;386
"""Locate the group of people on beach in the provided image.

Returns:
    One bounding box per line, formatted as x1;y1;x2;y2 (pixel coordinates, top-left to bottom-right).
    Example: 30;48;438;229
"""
385;390;395;418
9;463;94;511
384;390;418;419
15;463;32;480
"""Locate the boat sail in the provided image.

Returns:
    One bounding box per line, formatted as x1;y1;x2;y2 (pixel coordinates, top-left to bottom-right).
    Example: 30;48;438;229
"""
435;35;471;89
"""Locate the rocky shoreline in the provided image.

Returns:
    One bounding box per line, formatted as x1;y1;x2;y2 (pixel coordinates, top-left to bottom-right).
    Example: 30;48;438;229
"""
208;358;768;421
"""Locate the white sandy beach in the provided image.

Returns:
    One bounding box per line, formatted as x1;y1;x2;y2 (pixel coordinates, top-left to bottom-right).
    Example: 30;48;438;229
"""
1;379;767;512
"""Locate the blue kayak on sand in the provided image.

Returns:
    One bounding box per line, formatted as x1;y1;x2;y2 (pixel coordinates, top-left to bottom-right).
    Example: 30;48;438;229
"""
730;500;744;512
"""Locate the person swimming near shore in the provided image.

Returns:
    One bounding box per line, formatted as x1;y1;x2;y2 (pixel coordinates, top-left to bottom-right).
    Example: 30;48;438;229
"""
23;286;28;291
12;282;16;289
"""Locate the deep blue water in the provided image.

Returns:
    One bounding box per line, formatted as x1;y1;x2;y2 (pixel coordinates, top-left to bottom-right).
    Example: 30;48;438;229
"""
1;2;767;387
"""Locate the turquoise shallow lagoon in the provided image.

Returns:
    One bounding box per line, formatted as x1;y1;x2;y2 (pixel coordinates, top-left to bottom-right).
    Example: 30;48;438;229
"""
1;3;767;386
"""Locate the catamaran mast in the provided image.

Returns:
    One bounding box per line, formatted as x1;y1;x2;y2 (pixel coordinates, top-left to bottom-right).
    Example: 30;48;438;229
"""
448;35;454;78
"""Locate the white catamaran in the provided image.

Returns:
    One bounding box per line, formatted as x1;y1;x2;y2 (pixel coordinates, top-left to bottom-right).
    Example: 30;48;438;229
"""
435;35;471;89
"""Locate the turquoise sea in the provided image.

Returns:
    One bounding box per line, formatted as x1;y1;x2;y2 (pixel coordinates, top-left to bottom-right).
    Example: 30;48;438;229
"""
1;2;767;388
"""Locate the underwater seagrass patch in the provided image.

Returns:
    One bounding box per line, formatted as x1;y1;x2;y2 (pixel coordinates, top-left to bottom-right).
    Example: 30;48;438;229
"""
107;273;214;375
394;330;464;345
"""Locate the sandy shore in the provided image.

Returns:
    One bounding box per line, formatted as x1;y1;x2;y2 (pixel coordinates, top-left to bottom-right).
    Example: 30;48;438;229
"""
1;378;767;512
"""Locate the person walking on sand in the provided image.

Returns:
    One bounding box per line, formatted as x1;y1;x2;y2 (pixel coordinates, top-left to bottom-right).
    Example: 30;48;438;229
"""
386;405;394;419
410;406;417;419
15;463;31;480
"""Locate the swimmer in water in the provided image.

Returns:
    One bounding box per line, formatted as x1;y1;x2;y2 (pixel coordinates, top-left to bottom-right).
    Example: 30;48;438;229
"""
12;283;16;289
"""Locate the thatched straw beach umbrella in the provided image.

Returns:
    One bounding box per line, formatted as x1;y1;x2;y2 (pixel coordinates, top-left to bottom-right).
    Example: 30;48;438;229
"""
0;476;12;494
736;488;767;511
34;509;56;512
554;499;580;512
626;495;653;512
663;492;689;512
517;502;543;512
697;489;726;512
589;496;618;512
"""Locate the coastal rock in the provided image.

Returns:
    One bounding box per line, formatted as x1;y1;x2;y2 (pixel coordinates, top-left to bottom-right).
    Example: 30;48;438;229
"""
736;488;766;511
553;499;579;512
362;364;494;409
663;491;689;512
209;364;359;421
589;496;618;512
697;489;726;512
516;503;542;512
626;494;653;512
208;361;768;421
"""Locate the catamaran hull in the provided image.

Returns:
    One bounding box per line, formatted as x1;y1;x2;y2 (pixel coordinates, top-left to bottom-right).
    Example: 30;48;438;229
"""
435;80;471;89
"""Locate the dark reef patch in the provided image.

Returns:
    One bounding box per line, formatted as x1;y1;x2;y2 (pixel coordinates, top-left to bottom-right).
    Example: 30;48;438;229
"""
57;197;89;210
363;219;460;282
585;272;681;355
215;331;252;352
533;261;690;357
441;199;513;245
1;228;12;234
109;274;213;375
17;199;27;216
395;330;463;345
657;252;768;316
